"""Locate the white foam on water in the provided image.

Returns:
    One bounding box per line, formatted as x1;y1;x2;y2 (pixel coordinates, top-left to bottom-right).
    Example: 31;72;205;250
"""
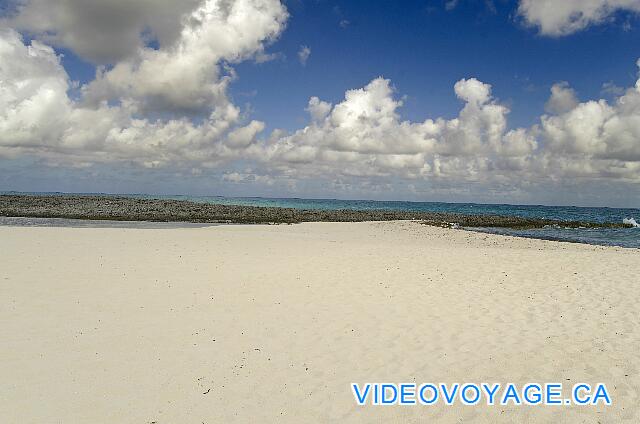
623;217;640;228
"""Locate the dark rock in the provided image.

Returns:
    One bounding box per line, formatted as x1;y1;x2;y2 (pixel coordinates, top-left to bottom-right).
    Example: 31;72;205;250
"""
0;194;632;229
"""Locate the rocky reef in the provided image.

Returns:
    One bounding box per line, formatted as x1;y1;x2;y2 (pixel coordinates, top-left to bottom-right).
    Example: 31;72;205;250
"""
0;194;632;229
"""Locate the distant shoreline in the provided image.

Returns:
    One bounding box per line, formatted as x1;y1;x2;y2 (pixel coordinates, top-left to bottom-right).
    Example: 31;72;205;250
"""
0;194;631;230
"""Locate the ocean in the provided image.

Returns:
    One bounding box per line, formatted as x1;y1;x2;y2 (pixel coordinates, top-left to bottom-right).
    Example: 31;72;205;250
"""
2;192;640;248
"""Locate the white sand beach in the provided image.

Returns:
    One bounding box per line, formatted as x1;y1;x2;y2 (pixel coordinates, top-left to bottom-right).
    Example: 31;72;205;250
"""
1;221;638;423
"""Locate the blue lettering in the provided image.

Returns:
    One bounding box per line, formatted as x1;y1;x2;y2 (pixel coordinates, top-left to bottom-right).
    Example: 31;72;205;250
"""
592;384;612;406
399;384;416;405
418;384;439;405
381;384;398;405
441;383;459;405
501;383;522;405
482;383;500;405
352;383;371;405
461;384;481;405
523;384;542;405
545;383;562;405
573;384;591;405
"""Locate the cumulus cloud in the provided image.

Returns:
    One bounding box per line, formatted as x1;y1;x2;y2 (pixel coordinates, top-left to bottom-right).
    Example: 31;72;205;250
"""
1;0;640;202
602;81;626;96
0;29;71;149
306;97;332;122
82;0;288;115
298;45;311;66
445;0;460;11
0;0;288;169
222;170;275;185
539;67;640;163
518;0;640;36
544;82;579;114
260;61;640;188
7;0;202;63
262;76;536;184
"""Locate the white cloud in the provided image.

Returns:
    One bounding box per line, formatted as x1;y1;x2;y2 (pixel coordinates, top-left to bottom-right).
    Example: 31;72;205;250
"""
0;0;288;168
544;82;579;114
0;28;72;148
7;0;202;63
518;0;640;36
602;81;626;96
539;68;640;162
445;0;460;11
1;0;640;203
82;0;288;115
263;76;533;183
306;97;332;122
222;171;275;185
262;62;640;188
227;121;266;149
298;45;311;66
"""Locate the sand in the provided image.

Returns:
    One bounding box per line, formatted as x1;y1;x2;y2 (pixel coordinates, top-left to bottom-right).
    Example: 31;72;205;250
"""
1;221;638;423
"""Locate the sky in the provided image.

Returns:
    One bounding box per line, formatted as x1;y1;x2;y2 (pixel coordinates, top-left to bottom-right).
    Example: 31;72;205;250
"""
1;0;640;207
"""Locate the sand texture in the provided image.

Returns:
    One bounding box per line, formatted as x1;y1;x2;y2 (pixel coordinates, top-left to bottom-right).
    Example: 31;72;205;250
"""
1;221;638;423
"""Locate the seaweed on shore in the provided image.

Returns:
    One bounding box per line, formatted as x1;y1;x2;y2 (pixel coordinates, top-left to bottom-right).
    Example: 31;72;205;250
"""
0;194;633;229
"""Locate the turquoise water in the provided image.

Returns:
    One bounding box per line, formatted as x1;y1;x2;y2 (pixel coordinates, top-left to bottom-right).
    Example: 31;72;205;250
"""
139;194;640;248
3;192;640;248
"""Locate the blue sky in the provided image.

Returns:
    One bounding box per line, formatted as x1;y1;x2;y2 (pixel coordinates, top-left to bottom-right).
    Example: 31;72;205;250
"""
1;0;640;206
232;0;640;131
55;0;640;131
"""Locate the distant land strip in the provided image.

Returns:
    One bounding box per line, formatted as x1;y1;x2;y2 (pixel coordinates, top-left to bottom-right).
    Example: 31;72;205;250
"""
0;194;632;229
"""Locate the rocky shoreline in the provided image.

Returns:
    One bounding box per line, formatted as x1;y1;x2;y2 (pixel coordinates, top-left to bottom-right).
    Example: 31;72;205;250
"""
0;194;632;229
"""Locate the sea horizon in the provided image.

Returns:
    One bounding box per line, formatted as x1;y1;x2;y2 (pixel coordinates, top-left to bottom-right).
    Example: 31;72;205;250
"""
3;191;639;248
3;190;640;212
